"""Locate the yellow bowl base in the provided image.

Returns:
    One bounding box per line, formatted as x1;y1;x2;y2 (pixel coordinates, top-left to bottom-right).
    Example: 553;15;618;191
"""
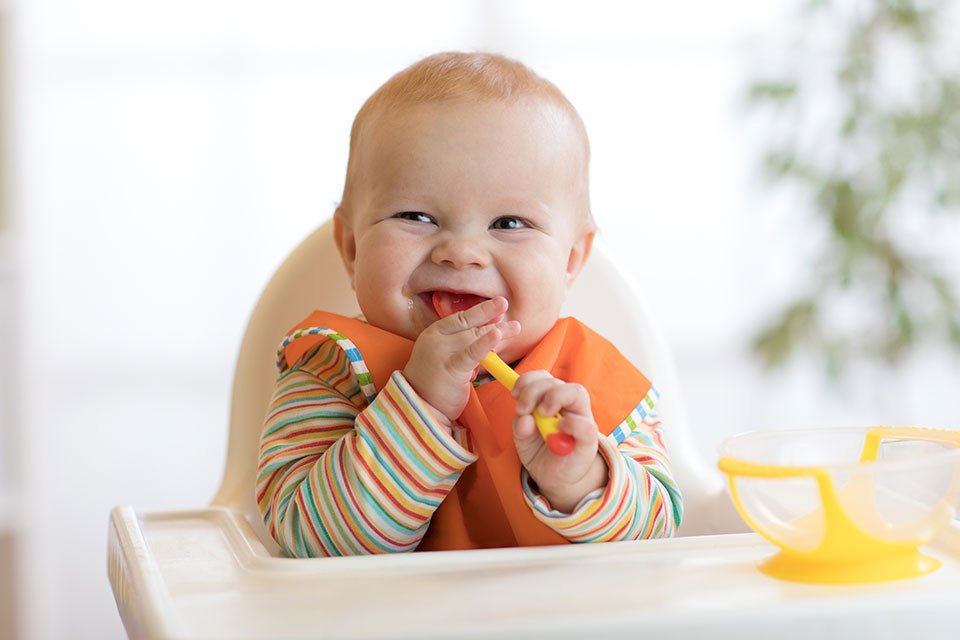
758;549;942;585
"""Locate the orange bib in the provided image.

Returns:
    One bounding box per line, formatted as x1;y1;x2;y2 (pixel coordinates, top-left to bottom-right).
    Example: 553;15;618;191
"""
281;312;652;551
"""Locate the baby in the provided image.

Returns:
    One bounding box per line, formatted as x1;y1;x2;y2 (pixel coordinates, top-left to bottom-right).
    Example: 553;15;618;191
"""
257;52;682;556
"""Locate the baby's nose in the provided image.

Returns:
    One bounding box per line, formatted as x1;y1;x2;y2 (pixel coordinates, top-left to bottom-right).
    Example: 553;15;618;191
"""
431;233;489;269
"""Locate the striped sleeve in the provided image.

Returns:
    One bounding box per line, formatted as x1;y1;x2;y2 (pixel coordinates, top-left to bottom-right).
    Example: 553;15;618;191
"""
256;339;477;557
521;398;683;542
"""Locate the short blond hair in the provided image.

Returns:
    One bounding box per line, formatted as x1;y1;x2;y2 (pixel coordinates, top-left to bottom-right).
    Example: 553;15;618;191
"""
339;52;592;222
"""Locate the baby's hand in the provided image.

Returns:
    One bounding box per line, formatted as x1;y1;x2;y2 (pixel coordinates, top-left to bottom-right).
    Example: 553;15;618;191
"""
403;296;520;426
512;371;607;513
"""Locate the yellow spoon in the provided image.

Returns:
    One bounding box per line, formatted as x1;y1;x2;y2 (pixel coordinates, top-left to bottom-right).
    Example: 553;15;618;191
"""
480;352;575;456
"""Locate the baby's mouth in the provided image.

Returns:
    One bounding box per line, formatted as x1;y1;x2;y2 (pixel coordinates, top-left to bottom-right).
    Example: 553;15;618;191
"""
430;291;490;319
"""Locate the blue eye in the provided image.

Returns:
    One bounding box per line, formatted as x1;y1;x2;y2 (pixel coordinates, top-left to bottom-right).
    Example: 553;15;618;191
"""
394;211;434;224
490;216;528;230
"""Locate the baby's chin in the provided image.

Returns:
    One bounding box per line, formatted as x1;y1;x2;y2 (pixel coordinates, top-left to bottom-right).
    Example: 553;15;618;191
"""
489;334;538;366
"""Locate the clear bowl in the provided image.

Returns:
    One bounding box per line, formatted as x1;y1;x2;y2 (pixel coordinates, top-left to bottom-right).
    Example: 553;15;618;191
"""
717;426;960;584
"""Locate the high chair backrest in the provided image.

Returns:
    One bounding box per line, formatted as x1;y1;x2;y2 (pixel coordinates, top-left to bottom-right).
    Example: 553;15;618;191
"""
213;220;743;555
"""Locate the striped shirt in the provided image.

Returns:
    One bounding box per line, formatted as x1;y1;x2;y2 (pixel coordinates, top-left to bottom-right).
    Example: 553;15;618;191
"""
257;332;682;557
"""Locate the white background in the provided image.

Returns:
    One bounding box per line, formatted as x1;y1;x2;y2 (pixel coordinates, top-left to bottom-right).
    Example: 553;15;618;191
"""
3;1;960;638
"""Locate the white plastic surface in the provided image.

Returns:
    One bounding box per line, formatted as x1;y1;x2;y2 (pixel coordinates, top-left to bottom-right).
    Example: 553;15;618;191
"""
108;505;960;640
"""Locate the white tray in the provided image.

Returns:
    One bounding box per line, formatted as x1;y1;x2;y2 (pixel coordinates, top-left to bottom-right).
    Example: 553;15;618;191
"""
108;505;960;639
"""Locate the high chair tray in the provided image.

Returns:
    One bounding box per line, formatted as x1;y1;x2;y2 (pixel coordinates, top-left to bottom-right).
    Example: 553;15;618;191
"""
108;505;960;640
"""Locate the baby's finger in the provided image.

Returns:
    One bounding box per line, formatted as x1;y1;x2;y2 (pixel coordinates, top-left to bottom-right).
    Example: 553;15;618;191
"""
512;414;545;461
557;413;600;445
533;382;592;418
437;296;509;335
448;323;510;373
512;413;539;441
495;319;522;341
512;372;562;414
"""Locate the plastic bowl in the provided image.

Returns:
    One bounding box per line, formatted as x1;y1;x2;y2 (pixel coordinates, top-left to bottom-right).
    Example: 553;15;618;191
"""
717;426;960;584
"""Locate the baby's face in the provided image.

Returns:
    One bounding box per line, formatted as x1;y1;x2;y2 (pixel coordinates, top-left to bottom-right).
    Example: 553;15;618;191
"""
336;98;593;363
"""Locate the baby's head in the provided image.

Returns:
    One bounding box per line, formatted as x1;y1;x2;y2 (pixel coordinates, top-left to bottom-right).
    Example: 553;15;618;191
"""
334;52;596;363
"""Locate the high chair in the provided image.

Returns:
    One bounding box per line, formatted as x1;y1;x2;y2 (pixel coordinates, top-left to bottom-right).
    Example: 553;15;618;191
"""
108;222;747;636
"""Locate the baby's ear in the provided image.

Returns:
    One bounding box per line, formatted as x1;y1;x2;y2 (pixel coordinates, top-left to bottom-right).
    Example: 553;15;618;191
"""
565;228;595;287
333;208;357;290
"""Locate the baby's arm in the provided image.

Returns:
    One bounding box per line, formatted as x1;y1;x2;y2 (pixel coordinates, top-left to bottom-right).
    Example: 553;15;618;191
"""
512;373;682;540
541;413;682;541
256;340;477;557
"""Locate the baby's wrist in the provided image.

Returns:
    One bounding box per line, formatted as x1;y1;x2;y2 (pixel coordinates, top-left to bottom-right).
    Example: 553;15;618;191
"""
399;368;458;433
424;404;456;437
537;453;608;514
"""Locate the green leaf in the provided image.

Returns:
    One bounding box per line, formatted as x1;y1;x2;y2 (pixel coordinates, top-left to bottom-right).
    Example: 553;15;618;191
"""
820;181;861;242
947;317;960;350
753;299;818;368
748;81;798;103
764;151;797;178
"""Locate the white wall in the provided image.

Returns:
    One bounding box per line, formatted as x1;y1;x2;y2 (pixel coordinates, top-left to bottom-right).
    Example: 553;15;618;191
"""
7;1;960;638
